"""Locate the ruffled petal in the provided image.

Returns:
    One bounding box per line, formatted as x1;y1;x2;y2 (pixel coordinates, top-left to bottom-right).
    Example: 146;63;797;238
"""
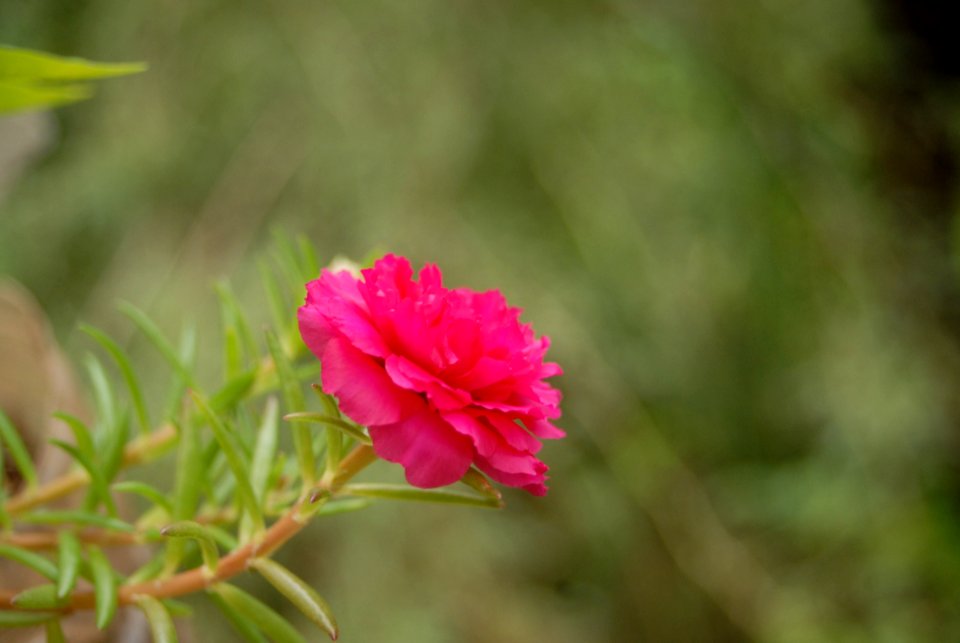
321;338;422;426
443;411;500;458
485;413;543;453
526;418;566;439
305;270;388;358
385;355;471;411
369;410;474;487
475;444;549;496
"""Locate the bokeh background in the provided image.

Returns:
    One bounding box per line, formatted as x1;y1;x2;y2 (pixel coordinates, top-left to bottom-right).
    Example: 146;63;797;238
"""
4;1;960;641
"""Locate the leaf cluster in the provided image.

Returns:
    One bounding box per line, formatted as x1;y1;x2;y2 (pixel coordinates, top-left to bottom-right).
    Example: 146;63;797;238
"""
0;233;501;641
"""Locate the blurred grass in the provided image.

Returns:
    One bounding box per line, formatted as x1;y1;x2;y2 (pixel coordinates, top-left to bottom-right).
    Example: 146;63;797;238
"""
4;1;960;641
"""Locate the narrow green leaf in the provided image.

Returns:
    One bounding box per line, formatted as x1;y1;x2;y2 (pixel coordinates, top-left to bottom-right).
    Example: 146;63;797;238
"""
296;234;320;280
0;544;58;579
135;594;178;643
84;354;117;441
164;325;198;418
242;397;279;542
283;413;371;445
215;282;258;364
340;483;502;508
168;414;202;574
212;584;307;643
88;545;117;629
460;468;502;502
205;524;239;551
84;356;129;485
0;80;91;113
0;441;10;529
127;551;166;584
19;510;135;532
49;439;117;516
0;610;57;627
216;283;247;379
250;558;339;641
251;397;280;501
45;619;68;643
52;412;96;460
264;329;305;410
222;325;243;380
0;408;38;489
209;370;256;412
0;46;147;80
99;409;130;489
162;598;193;617
209;456;238;508
313;497;373;516
271;233;314;319
208;590;269;643
259;259;291;339
266;330;314;488
81;324;151;434
56;531;81;599
112;481;174;514
11;584;67;609
160;521;219;572
317;391;344;478
172;417;203;521
191;392;263;534
119;302;196;387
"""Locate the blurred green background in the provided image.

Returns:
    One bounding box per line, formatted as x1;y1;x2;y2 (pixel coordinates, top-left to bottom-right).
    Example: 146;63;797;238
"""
4;1;960;641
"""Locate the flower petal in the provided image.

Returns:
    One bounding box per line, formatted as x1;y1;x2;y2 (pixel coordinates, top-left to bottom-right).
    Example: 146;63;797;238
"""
304;270;388;358
485;413;543;453
369;410;474;488
476;445;549;497
526;418;566;439
385;355;471;411
321;338;422;426
443;411;500;458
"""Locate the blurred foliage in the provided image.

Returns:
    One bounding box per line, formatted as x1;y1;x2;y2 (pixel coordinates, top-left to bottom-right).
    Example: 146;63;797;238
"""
0;45;145;114
3;0;960;641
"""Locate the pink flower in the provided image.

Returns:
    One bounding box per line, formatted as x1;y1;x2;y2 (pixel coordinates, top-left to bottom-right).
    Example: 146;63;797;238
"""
298;255;564;495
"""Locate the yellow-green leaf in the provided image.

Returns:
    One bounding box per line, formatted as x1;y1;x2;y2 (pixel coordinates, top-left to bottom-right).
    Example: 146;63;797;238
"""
250;558;338;641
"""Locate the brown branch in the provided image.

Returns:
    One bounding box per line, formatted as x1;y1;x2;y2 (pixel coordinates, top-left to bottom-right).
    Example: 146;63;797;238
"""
0;445;376;610
0;530;145;550
1;508;239;551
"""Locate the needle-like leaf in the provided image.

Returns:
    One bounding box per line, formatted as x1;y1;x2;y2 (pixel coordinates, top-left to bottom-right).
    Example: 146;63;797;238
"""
160;521;220;573
11;584;67;609
0;610;57;627
0;408;38;489
81;324;151;434
266;330;314;489
211;583;306;643
88;545;117;629
112;480;174;515
340;483;503;508
250;558;339;640
18;510;135;533
45;619;67;643
49;439;117;516
283;412;371;445
0;543;58;580
119;302;196;387
56;531;81;599
208;590;269;643
191;392;263;534
135;594;179;643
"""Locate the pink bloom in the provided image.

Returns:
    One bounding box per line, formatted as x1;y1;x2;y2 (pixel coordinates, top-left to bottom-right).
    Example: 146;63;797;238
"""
298;255;563;495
